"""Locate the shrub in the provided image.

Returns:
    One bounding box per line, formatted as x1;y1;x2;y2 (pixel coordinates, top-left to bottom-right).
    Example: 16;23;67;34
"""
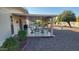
1;37;19;51
18;30;27;41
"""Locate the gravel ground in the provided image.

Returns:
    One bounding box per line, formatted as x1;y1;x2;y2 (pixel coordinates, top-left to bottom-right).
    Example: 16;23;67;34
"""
22;28;79;51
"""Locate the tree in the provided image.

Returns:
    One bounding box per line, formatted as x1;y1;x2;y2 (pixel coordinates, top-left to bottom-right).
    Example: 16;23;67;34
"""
41;17;49;27
60;10;76;27
56;14;63;24
76;16;79;22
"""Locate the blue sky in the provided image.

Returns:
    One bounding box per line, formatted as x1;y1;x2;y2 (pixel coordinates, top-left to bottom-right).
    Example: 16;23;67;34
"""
27;7;79;16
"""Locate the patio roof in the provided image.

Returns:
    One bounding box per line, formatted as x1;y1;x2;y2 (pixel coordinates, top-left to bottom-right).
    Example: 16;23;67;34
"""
12;13;57;17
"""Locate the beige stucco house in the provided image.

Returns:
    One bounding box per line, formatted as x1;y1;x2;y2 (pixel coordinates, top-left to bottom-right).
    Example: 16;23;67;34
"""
0;7;56;47
0;7;28;46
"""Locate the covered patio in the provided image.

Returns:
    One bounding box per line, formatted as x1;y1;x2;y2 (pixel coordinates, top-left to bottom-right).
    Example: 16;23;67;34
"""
13;13;56;37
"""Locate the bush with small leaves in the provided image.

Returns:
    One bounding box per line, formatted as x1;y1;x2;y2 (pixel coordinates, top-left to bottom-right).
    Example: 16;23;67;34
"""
1;37;19;51
18;30;27;41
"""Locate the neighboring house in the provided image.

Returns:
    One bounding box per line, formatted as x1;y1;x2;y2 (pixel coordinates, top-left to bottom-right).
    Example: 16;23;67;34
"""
0;7;28;46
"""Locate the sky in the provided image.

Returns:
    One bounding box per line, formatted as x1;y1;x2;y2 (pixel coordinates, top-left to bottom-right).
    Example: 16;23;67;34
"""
27;7;79;16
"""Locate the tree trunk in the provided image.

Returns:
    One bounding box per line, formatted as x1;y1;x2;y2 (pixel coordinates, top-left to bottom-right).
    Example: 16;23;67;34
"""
68;22;71;28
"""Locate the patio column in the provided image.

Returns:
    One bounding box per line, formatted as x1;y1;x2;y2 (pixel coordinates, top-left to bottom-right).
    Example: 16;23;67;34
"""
50;18;54;36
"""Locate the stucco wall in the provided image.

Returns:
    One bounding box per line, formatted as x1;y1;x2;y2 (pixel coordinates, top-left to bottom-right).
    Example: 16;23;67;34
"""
55;22;79;27
0;13;11;46
61;22;79;27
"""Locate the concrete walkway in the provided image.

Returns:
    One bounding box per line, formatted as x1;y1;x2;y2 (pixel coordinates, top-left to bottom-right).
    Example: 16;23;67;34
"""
22;28;79;51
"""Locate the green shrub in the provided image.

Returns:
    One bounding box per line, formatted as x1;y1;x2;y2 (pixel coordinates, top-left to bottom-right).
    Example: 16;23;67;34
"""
18;30;27;41
1;37;19;51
